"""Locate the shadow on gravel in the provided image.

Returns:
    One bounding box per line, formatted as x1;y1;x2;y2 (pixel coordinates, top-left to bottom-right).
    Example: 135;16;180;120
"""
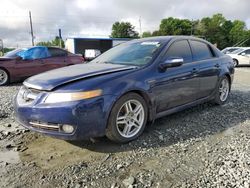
69;89;250;153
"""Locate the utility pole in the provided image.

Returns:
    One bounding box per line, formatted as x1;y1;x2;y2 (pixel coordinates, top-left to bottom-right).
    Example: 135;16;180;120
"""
29;11;34;46
139;16;142;37
58;28;62;48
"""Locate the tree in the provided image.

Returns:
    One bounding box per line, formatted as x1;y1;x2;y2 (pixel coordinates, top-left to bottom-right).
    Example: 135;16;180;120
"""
111;22;139;38
229;20;248;46
142;31;152;38
159;17;192;35
151;30;161;36
37;36;65;48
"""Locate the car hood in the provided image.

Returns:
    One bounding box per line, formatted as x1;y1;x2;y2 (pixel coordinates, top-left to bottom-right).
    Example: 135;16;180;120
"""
24;63;137;91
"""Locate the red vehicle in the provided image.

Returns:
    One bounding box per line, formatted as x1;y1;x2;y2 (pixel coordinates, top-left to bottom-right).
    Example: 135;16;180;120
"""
0;46;84;85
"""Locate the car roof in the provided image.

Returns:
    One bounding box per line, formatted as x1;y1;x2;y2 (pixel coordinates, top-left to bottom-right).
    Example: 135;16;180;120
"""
129;36;210;44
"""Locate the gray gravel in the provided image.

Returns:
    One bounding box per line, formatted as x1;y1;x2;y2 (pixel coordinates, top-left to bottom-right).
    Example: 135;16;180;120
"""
0;68;250;188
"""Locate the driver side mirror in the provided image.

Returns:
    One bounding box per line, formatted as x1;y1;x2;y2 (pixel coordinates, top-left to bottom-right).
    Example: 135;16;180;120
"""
241;52;246;56
159;57;184;71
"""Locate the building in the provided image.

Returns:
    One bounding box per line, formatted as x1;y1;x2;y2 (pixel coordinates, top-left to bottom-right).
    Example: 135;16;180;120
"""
65;37;131;55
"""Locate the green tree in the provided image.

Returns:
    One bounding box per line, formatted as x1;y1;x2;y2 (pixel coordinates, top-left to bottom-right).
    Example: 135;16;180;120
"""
229;20;248;46
159;17;192;35
37;36;65;48
142;31;152;38
111;22;139;38
151;30;161;36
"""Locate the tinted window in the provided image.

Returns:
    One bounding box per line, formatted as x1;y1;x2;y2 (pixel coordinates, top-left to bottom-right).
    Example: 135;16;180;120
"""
165;40;192;63
191;40;213;61
48;48;67;57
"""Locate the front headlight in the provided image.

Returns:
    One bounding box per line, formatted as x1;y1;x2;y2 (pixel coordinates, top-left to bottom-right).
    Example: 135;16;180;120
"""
44;89;102;103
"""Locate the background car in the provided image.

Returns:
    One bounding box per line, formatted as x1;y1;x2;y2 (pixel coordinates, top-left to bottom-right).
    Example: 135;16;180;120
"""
227;47;250;66
221;47;242;54
15;36;234;143
0;46;84;85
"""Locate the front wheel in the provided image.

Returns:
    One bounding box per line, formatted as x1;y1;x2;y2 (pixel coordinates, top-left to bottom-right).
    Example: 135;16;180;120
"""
213;76;230;105
106;93;148;143
0;69;9;86
233;59;238;67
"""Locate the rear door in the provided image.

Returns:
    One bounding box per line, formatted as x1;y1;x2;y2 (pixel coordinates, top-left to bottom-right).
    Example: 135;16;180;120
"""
189;40;220;99
152;40;200;112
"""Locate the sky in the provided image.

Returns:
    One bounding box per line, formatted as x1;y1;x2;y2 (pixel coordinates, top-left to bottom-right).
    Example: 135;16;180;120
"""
0;0;250;47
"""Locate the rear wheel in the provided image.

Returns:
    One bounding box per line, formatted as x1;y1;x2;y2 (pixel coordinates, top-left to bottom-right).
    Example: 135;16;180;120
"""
213;76;230;105
0;69;9;86
106;93;148;143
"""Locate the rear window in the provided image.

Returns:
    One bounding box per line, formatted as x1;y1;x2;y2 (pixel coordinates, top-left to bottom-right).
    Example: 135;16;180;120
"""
191;40;214;61
48;48;67;57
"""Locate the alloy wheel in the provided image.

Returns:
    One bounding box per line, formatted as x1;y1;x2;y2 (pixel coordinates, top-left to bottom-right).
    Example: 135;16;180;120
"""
0;69;8;85
219;78;229;102
116;99;145;138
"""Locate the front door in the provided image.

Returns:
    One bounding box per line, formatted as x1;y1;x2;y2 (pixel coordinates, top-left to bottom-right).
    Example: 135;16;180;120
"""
238;49;250;64
151;40;200;113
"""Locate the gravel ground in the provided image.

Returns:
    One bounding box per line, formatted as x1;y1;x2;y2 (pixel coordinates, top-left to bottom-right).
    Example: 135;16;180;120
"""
0;68;250;188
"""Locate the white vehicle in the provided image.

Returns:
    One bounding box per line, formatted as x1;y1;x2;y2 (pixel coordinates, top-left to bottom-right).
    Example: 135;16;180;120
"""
84;49;101;60
221;47;242;54
227;47;250;66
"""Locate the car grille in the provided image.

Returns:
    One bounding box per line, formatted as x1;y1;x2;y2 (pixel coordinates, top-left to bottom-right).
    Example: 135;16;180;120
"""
17;86;41;105
29;121;60;132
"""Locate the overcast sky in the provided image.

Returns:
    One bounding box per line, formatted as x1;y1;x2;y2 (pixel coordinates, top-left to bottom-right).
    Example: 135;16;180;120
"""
0;0;250;47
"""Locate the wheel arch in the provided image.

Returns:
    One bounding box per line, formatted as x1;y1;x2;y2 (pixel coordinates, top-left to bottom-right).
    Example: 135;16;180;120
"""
224;73;232;91
0;67;10;82
105;89;154;130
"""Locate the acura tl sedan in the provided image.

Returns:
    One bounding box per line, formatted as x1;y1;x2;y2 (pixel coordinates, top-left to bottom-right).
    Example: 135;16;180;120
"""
14;36;234;143
0;46;84;85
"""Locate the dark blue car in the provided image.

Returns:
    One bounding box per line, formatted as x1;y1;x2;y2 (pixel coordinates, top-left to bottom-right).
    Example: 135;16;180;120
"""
14;36;234;143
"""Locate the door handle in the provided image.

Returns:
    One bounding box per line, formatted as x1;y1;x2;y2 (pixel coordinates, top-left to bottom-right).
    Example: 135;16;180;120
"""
191;68;198;74
214;63;220;68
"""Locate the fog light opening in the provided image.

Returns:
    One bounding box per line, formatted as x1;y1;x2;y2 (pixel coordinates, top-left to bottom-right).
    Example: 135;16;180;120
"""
61;124;74;133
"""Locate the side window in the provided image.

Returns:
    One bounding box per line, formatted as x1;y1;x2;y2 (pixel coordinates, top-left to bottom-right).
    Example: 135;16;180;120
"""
165;40;192;63
48;48;67;57
244;50;250;55
191;40;214;61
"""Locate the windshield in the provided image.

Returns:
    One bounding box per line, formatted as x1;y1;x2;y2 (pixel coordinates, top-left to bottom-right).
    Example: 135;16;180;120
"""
231;48;245;54
91;41;163;66
4;48;25;58
16;46;50;60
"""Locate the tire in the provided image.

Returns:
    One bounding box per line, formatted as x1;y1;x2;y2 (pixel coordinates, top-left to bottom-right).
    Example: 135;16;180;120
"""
0;69;9;86
213;76;230;105
106;93;148;143
233;59;238;67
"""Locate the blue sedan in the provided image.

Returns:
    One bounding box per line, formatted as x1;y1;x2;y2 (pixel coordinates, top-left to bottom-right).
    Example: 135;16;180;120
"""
14;36;234;143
